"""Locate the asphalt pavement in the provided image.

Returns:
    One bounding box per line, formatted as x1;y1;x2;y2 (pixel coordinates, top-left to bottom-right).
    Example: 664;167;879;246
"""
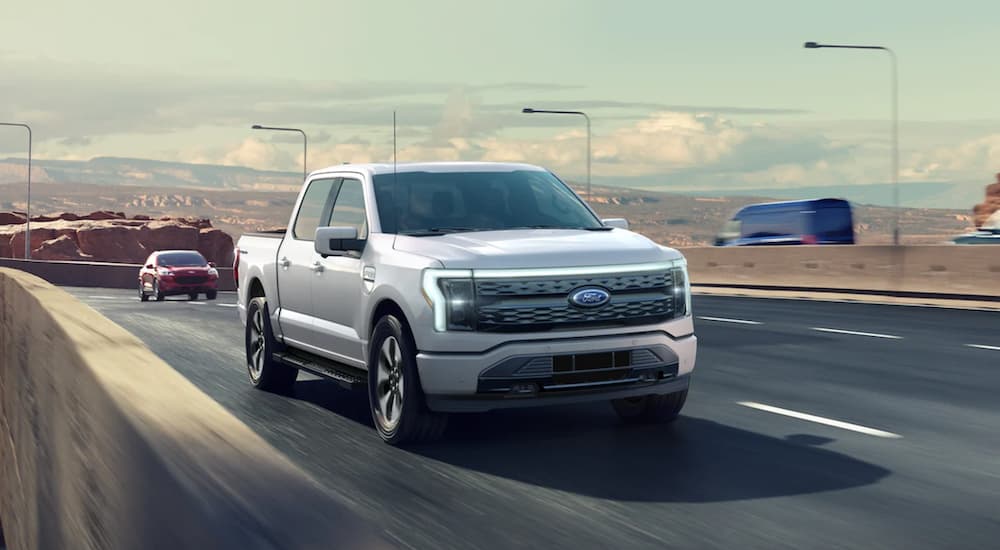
64;287;1000;549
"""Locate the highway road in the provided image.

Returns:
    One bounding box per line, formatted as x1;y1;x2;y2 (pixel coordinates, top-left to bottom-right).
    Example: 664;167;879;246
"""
66;287;1000;549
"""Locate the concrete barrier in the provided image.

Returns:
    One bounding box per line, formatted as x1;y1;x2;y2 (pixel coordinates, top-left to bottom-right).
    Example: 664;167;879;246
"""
0;268;393;550
680;245;1000;300
0;258;237;291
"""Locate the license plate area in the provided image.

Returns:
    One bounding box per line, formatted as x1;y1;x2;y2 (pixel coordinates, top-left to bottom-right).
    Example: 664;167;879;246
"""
552;351;632;385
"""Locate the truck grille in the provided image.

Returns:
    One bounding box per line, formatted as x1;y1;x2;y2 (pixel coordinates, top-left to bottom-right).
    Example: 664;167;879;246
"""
475;270;674;332
175;275;208;285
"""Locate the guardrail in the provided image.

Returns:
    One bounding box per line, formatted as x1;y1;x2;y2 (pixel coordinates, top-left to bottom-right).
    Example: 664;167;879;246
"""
2;245;998;301
0;268;393;550
0;258;237;291
680;245;1000;300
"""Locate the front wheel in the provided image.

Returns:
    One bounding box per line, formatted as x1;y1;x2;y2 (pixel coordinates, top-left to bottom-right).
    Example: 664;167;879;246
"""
206;290;218;300
368;315;447;445
245;297;297;393
188;292;199;301
612;389;688;423
154;280;165;301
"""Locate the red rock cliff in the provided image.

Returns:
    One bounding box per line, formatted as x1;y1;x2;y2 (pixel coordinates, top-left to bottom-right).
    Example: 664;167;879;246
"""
973;173;1000;228
0;211;234;265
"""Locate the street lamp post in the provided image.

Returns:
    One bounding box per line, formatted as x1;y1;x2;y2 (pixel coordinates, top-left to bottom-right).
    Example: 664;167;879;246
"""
804;41;900;245
1;122;32;258
251;125;308;182
522;108;591;200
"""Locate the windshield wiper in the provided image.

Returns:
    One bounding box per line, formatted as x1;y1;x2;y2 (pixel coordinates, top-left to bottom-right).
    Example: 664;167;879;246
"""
399;227;485;237
511;225;614;231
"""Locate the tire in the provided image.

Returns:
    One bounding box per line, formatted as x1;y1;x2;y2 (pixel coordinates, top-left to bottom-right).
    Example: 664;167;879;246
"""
245;298;299;394
154;280;165;301
245;296;297;393
368;315;448;445
612;389;688;424
139;281;149;302
206;290;218;301
188;293;199;301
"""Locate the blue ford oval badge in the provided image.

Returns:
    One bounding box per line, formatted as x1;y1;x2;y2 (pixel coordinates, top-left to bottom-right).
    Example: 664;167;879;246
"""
569;287;611;308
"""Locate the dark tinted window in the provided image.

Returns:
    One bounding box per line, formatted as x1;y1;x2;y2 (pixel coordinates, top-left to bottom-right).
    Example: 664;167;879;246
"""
739;209;805;239
812;206;854;239
157;251;206;266
372;170;600;234
327;178;368;239
293;178;337;240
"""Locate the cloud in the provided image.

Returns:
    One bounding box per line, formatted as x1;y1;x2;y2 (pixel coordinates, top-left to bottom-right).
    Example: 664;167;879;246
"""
0;54;812;150
219;138;297;171
59;136;92;147
905;134;1000;182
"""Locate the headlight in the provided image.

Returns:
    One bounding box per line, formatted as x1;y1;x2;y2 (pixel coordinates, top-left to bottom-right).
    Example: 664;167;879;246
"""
422;269;475;332
670;260;691;317
207;267;219;277
157;268;173;276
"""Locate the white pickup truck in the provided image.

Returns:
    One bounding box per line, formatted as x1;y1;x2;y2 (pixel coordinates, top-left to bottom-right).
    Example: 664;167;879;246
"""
235;162;696;445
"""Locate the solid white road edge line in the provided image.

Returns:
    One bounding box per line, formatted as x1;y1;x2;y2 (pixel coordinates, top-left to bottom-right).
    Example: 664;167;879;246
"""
966;344;1000;351
812;327;902;339
696;316;763;325
738;401;902;439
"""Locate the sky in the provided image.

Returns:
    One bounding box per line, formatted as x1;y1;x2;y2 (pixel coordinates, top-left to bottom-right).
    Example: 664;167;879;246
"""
1;0;999;195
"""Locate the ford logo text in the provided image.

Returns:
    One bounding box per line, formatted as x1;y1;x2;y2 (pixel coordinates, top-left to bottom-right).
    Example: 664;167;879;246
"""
568;287;611;308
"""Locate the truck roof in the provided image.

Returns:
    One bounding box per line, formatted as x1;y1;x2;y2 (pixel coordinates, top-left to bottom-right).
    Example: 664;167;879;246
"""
309;161;547;178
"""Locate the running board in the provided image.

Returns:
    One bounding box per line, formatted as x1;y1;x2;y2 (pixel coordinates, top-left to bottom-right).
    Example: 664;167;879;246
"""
273;351;367;390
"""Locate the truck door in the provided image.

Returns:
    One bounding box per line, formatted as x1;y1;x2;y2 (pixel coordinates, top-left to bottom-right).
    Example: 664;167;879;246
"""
276;177;339;347
309;176;368;369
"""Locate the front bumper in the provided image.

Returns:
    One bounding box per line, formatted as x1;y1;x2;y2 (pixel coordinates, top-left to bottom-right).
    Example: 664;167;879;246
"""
159;278;218;292
416;330;696;413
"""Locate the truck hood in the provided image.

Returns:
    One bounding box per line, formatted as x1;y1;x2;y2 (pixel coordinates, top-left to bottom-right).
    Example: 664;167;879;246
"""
392;229;682;269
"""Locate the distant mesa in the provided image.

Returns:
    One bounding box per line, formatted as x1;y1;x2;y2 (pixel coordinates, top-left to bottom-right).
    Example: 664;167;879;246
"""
0;210;234;265
972;172;1000;228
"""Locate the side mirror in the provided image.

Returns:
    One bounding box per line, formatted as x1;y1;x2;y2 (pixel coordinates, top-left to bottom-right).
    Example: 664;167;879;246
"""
601;218;629;230
145;264;154;269
315;226;364;256
208;262;216;267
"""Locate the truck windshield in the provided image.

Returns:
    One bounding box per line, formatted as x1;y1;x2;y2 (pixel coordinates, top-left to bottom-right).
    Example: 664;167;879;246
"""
372;170;602;235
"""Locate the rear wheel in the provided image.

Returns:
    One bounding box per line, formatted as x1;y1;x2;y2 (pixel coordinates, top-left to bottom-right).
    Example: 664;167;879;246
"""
245;296;297;393
368;315;447;445
139;281;149;302
154;280;165;301
206;290;218;300
612;389;688;423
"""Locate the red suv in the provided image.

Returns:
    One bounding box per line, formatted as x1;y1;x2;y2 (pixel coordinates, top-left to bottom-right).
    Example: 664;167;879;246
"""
139;250;219;301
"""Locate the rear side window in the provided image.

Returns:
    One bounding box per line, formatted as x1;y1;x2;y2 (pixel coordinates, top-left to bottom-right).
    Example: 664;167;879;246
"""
740;209;804;239
812;206;854;239
293;178;338;240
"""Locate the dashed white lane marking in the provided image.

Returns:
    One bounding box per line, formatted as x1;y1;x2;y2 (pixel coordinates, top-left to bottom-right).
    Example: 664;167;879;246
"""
738;401;902;439
188;301;207;305
967;344;1000;351
217;303;238;308
697;316;762;325
811;327;902;340
86;295;119;300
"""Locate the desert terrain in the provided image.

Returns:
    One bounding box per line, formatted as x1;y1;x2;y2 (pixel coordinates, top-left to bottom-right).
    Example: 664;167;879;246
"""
0;180;977;250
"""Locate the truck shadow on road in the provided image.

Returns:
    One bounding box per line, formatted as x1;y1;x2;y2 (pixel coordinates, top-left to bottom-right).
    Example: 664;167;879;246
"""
418;410;891;503
292;380;890;503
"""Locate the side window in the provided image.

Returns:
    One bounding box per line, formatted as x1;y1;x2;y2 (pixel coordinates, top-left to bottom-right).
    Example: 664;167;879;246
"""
327;178;368;239
293;178;338;240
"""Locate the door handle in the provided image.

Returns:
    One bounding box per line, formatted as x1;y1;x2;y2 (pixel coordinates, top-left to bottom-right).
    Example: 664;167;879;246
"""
279;256;291;268
310;261;325;273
